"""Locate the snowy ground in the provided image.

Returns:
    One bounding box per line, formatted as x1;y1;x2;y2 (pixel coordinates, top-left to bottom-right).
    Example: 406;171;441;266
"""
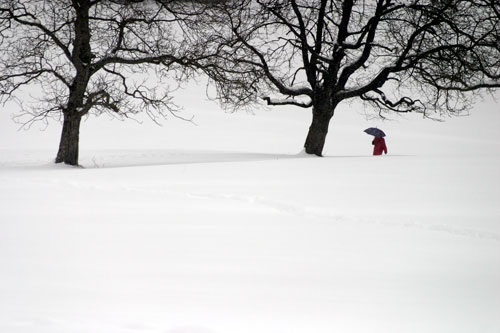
1;91;499;333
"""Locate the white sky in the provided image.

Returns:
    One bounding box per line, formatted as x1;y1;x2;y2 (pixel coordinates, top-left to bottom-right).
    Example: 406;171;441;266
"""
0;84;499;156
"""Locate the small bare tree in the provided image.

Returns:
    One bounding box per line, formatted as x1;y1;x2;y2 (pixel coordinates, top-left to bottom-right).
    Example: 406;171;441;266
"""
0;0;217;165
200;0;500;156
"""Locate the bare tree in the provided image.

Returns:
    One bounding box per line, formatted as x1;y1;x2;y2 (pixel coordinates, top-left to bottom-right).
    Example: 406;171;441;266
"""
0;0;217;165
200;0;500;156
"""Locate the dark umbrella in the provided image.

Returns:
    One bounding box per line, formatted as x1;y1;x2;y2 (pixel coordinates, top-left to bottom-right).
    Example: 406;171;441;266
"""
364;127;386;138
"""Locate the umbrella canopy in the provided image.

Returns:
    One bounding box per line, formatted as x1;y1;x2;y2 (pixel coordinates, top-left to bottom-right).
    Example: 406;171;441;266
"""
364;127;386;137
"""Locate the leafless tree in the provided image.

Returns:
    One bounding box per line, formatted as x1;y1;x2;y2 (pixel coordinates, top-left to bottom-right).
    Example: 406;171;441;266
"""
199;0;500;156
0;0;219;165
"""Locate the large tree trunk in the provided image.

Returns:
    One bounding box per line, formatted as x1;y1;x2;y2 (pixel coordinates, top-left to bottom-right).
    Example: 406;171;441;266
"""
53;1;91;166
304;98;335;156
55;113;82;166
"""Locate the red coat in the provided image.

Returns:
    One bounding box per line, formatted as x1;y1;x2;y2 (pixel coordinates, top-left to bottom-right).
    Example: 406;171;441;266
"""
372;137;387;155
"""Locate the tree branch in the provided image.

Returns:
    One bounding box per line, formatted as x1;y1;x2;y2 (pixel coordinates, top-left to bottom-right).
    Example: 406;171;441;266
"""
263;96;312;108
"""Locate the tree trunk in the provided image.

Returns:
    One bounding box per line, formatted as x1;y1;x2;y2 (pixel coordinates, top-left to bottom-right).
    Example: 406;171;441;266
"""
55;113;82;166
304;100;335;156
53;1;91;166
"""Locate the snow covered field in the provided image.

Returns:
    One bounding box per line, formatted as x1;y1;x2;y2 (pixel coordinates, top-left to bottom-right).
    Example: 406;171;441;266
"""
1;91;499;333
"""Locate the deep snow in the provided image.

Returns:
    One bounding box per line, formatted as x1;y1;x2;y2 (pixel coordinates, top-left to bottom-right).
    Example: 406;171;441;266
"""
1;90;499;333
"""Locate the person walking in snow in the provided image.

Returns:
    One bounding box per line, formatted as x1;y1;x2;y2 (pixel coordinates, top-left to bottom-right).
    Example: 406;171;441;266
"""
372;137;387;155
